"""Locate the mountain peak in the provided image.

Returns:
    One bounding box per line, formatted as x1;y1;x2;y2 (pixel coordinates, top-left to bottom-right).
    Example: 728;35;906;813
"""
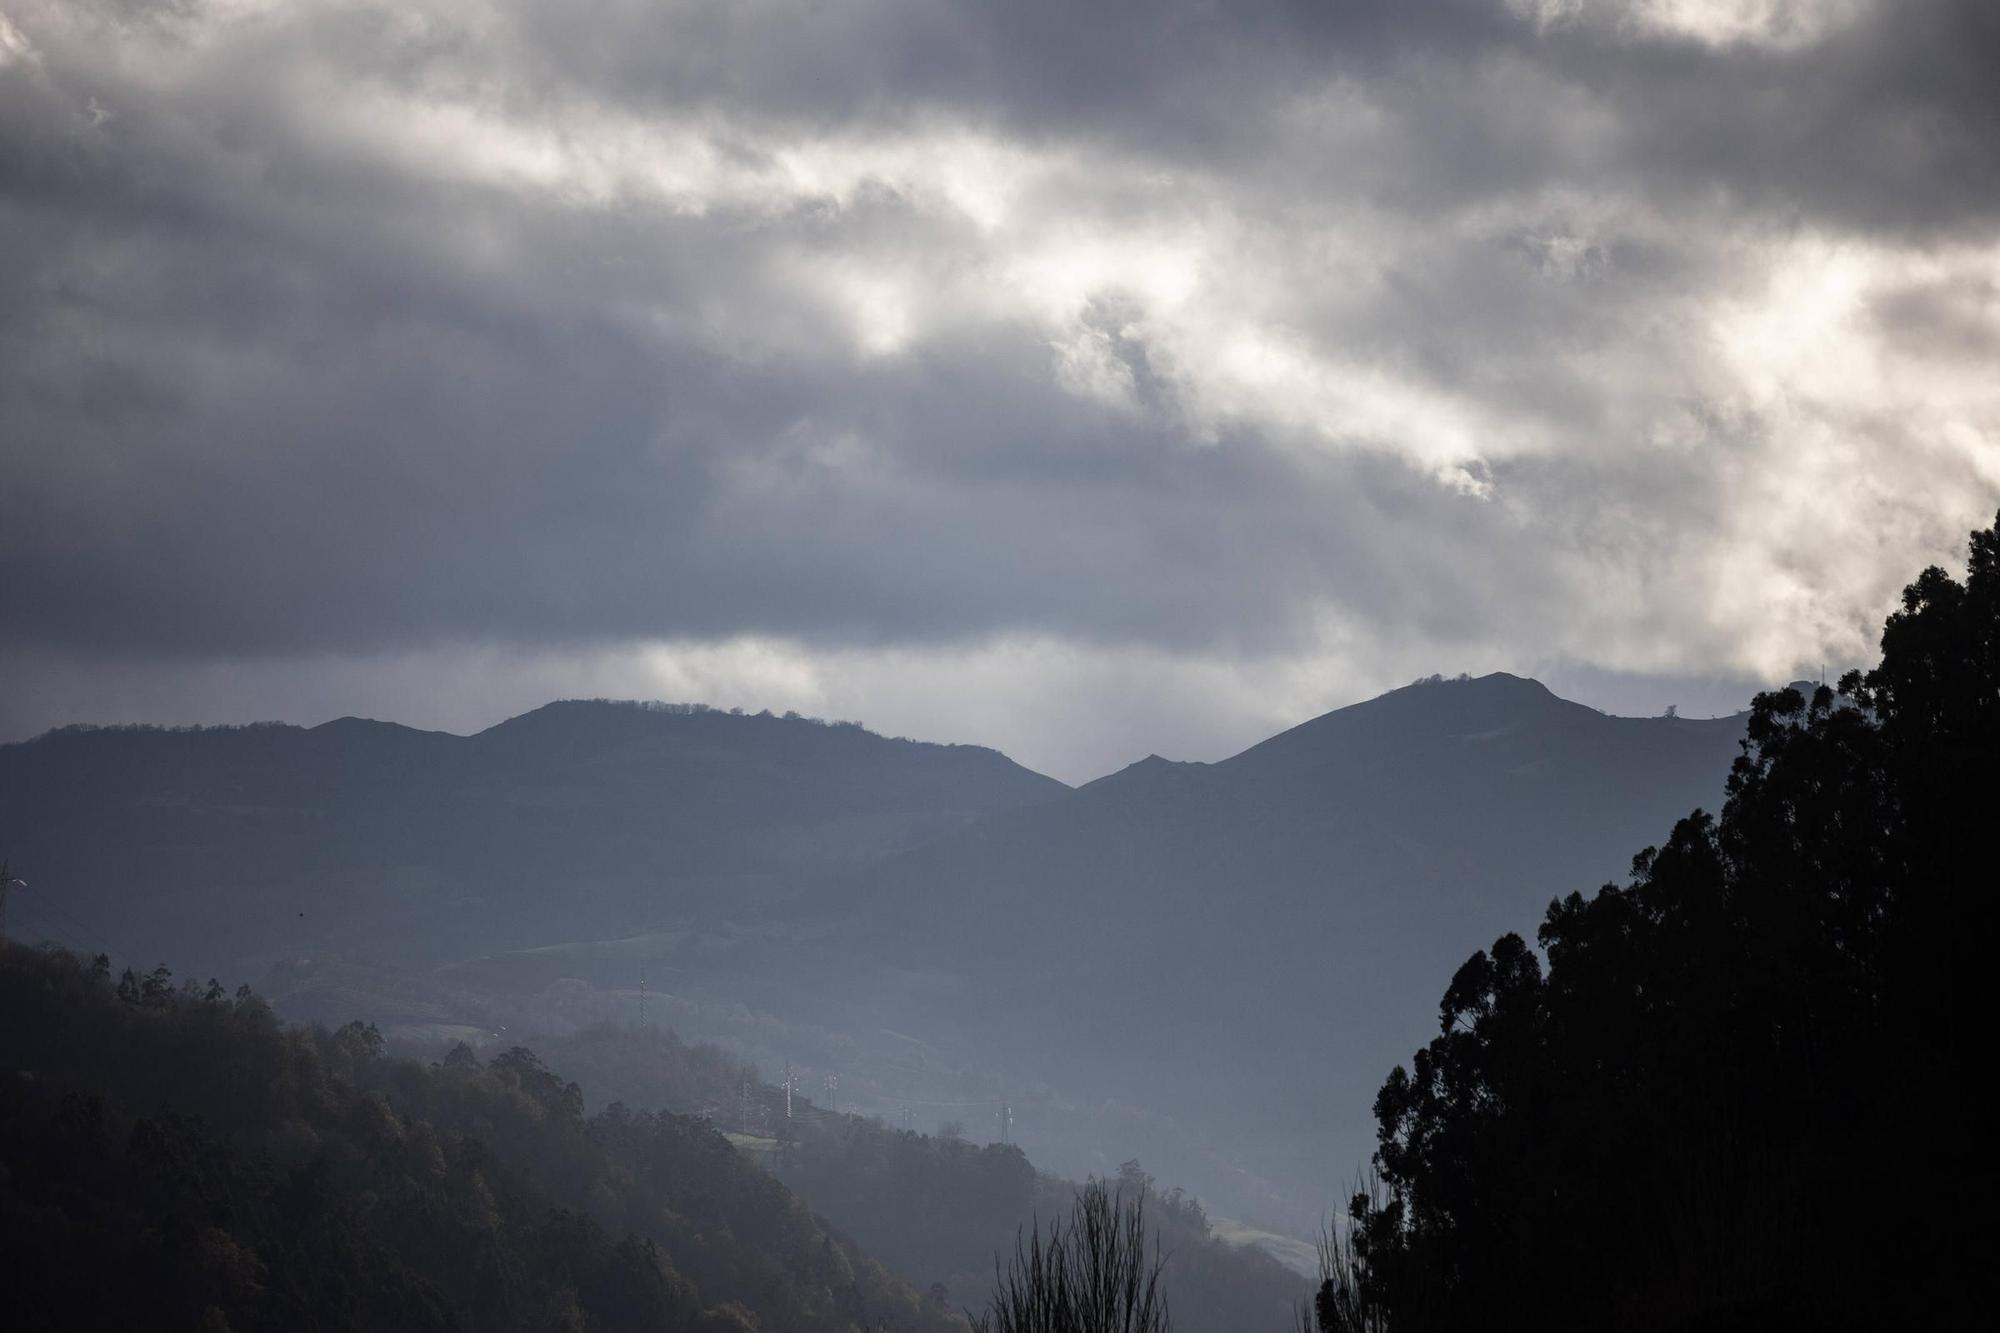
1402;671;1558;700
1077;751;1207;795
1221;672;1597;779
308;715;430;737
480;698;876;738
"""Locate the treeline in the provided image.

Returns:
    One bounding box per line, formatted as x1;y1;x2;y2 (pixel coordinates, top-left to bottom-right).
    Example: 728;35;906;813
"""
523;1025;1307;1330
30;720;296;738
1298;516;1998;1329
571;699;871;730
22;703;873;739
0;945;962;1333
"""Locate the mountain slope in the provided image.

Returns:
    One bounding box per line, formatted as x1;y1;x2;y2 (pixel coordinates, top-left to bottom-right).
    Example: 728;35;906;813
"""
0;702;1066;979
0;677;1750;1231
0;942;962;1333
772;675;1750;1221
514;1021;1312;1331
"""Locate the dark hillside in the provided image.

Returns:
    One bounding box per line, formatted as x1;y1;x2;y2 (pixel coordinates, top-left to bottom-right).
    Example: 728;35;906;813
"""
0;679;1750;1229
790;677;1748;1220
0;702;1065;978
516;1022;1310;1332
0;941;962;1333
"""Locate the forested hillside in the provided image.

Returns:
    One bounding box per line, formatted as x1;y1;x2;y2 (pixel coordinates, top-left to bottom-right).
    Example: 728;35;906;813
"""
0;701;1065;979
0;677;1751;1230
520;1024;1309;1330
0;943;962;1333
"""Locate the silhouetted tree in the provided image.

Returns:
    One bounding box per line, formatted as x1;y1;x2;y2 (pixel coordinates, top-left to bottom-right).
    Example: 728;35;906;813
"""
973;1181;1169;1333
1293;1174;1396;1333
1304;511;1998;1331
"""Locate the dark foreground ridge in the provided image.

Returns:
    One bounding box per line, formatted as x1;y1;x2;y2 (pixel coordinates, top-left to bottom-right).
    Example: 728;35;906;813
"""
0;941;1303;1333
0;940;957;1333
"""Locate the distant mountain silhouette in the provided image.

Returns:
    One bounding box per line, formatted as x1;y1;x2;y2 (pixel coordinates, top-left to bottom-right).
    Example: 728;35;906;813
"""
0;701;1065;978
0;678;1747;1228
758;673;1751;1218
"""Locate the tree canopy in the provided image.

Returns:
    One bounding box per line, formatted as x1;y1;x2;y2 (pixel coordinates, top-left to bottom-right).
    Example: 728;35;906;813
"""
0;944;961;1333
1308;513;1997;1330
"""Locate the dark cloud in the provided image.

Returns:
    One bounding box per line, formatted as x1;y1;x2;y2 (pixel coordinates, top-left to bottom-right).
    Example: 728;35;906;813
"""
1;0;1996;772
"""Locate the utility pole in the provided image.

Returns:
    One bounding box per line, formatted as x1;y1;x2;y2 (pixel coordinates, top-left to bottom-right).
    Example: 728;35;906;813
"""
822;1072;839;1114
782;1062;796;1120
996;1101;1012;1145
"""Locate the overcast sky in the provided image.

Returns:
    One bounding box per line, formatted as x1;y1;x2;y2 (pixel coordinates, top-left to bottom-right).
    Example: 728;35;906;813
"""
3;0;1996;782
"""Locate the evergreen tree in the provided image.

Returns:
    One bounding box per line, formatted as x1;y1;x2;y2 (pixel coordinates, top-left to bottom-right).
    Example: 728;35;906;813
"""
1307;513;1997;1330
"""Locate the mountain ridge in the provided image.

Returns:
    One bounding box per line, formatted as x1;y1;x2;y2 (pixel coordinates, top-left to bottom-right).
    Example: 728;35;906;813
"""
748;673;1754;1223
0;697;1068;981
10;673;1747;785
0;674;1759;1232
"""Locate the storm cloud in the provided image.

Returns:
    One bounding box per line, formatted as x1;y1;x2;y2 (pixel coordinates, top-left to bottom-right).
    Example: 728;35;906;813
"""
3;0;1997;779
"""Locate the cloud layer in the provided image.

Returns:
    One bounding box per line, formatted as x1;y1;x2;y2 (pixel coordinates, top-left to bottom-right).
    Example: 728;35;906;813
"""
3;0;1997;779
